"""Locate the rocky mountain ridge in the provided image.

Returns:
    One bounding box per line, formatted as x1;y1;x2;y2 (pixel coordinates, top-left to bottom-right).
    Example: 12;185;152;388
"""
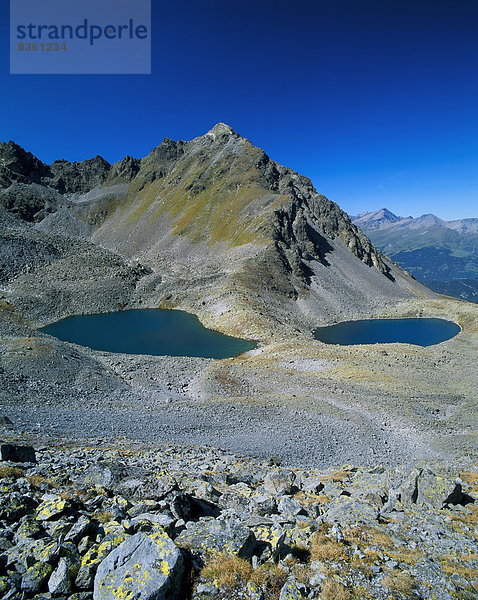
353;208;478;234
352;208;478;303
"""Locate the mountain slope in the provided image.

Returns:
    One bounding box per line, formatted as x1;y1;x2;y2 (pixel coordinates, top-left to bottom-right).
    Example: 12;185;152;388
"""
1;126;429;339
85;124;426;336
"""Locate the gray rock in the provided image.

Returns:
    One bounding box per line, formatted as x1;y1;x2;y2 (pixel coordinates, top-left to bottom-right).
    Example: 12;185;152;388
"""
21;561;54;593
48;557;75;595
263;471;295;496
175;518;256;560
278;497;305;517
64;515;92;543
125;513;175;533
324;496;379;524
93;529;184;600
417;469;462;509
279;578;306;599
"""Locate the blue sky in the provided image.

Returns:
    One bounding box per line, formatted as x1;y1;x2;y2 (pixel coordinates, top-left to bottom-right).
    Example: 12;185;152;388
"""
1;0;477;220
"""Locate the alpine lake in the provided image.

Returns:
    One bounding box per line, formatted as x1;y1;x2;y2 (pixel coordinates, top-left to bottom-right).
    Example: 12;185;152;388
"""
314;317;460;347
40;308;256;359
40;310;461;357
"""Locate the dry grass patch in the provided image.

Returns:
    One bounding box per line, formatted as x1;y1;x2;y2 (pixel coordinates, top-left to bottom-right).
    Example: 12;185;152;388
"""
0;466;24;479
382;571;416;596
201;555;288;595
309;530;346;562
322;470;351;484
95;511;114;524
26;474;55;489
201;555;252;588
460;471;478;488
440;557;478;580
250;563;288;596
321;580;353;600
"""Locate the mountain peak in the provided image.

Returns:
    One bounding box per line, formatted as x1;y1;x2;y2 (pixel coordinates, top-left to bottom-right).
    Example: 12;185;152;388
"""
206;122;236;139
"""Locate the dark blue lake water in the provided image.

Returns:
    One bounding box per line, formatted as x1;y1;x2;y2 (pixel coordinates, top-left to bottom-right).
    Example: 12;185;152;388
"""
314;318;460;347
40;309;256;358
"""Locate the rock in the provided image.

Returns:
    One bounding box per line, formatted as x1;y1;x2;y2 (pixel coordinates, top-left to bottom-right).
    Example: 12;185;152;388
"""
278;497;305;517
0;416;13;427
300;476;324;494
249;524;285;561
75;461;133;490
48;557;76;595
124;513;175;534
398;468;420;505
36;494;70;521
218;483;254;513
93;528;184;600
0;492;37;521
324;496;379;524
263;471;295;496
21;561;54;593
278;578;306;599
14;516;43;544
247;580;264;600
0;444;36;463
175;518;256;560
75;528;129;589
417;470;463;509
64;515;92;543
250;491;277;516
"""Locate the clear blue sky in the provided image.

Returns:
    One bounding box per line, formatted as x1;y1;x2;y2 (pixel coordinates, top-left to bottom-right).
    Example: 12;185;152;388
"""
1;0;477;220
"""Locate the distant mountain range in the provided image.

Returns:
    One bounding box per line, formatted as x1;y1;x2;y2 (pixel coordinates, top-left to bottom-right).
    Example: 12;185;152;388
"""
352;209;478;303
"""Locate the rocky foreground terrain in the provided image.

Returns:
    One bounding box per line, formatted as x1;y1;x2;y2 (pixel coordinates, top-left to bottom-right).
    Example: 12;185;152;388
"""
0;439;477;600
1;125;478;598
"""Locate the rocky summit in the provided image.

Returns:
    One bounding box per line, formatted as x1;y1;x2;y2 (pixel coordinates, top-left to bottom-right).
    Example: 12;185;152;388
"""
0;125;477;598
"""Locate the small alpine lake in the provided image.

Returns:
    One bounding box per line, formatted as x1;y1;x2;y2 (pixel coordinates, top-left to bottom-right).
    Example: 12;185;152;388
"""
40;308;256;358
314;317;460;347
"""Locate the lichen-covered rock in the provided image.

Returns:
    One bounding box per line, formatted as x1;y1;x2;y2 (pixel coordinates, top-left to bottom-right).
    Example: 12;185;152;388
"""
93;528;184;600
249;524;285;561
278;578;306;599
65;515;92;543
35;494;70;521
175;518;256;560
14;516;43;544
0;491;37;521
417;469;462;509
21;561;53;593
75;524;129;589
323;496;379;524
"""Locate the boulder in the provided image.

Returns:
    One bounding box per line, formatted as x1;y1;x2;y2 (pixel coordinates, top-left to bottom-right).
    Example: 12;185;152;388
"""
323;496;379;524
93;529;184;600
263;470;295;496
21;562;53;593
175;518;256;560
35;494;71;521
417;469;463;509
48;557;77;595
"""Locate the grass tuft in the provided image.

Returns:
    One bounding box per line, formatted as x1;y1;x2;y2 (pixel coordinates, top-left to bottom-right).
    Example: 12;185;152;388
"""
321;580;353;600
0;466;24;479
201;555;252;588
309;529;345;562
